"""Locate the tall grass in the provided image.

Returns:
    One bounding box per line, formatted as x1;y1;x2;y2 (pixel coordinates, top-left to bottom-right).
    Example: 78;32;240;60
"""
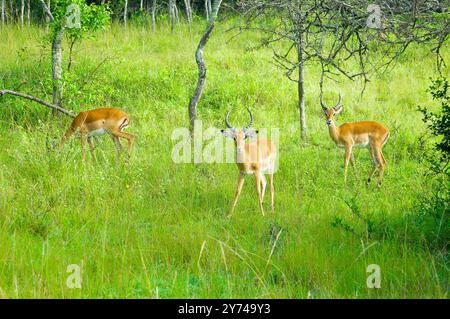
0;22;448;298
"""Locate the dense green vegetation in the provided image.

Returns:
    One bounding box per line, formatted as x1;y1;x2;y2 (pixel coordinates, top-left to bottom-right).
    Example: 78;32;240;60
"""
0;22;448;298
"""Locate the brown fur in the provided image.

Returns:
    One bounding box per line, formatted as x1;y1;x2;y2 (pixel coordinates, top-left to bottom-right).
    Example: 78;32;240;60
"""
60;108;135;160
323;106;389;186
224;130;277;216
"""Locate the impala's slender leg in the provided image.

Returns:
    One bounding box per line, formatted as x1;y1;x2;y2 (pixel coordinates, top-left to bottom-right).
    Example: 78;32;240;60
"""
254;171;264;216
111;135;123;158
344;145;352;184
260;173;267;203
87;137;97;162
80;133;88;161
229;173;245;217
268;173;274;212
374;146;385;187
380;149;387;165
367;146;378;185
112;129;135;157
350;153;359;179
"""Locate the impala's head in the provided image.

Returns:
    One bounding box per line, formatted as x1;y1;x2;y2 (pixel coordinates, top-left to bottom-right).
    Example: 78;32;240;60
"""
321;94;343;126
221;108;258;154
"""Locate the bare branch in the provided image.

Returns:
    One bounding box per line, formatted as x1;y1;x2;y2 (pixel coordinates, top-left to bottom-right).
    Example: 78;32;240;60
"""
0;89;76;118
39;0;54;22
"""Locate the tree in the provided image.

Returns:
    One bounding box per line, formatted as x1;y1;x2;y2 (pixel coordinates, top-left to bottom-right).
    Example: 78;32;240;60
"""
1;1;109;117
27;0;30;25
238;0;449;141
205;0;211;20
151;0;156;31
414;77;450;251
1;0;5;25
188;0;223;133
168;0;176;33
20;0;24;26
183;0;193;33
40;0;109;113
123;0;128;27
419;77;450;175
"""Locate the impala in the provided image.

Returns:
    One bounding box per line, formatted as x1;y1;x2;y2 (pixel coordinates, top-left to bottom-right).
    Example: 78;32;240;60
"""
59;108;135;160
221;109;277;216
321;94;390;187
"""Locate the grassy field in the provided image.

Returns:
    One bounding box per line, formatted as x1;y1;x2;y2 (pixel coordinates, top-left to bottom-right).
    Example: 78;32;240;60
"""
0;22;448;298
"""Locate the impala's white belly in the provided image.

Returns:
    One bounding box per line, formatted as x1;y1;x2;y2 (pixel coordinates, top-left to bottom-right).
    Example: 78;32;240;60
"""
260;155;274;173
337;136;370;148
353;136;370;147
88;128;106;137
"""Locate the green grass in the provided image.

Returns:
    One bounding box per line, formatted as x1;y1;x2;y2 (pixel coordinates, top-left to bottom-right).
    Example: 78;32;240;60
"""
0;22;448;298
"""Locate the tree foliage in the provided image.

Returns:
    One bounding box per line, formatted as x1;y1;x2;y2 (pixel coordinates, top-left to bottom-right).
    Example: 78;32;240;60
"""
419;77;450;175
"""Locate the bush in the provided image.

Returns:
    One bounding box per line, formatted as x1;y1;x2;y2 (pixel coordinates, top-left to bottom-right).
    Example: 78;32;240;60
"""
413;77;450;251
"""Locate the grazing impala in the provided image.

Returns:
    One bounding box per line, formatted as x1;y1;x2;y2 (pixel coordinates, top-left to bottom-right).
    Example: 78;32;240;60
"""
321;94;390;187
221;109;277;216
59;108;135;160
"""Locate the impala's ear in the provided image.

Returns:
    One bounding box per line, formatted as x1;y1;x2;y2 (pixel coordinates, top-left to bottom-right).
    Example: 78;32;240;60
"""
221;129;234;139
245;129;258;139
333;104;343;114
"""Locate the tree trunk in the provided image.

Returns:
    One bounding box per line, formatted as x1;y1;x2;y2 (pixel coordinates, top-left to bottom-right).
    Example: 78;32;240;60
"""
26;0;30;25
188;0;223;133
174;3;180;27
1;0;5;25
204;0;210;20
207;0;212;18
52;27;64;114
168;0;175;33
20;0;24;26
45;0;51;24
297;31;307;141
124;0;128;27
151;0;156;31
8;0;12;23
183;0;192;33
140;0;144;11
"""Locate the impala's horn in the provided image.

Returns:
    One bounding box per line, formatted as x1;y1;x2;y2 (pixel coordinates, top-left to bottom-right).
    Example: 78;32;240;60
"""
225;111;234;130
244;108;254;131
320;93;328;111
333;94;342;110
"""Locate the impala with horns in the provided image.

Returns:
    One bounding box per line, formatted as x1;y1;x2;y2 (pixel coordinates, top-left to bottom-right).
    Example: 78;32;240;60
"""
59;108;135;161
221;108;277;216
320;94;390;187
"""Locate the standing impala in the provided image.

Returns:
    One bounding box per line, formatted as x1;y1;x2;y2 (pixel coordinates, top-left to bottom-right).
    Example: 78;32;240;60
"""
59;108;135;160
221;109;277;216
321;94;390;187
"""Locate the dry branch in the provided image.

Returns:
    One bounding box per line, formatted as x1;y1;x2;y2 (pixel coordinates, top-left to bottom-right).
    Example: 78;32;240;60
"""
0;89;76;118
39;0;54;21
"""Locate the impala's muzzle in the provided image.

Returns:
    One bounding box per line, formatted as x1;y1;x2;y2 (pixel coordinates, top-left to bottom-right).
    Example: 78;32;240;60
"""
326;119;332;126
